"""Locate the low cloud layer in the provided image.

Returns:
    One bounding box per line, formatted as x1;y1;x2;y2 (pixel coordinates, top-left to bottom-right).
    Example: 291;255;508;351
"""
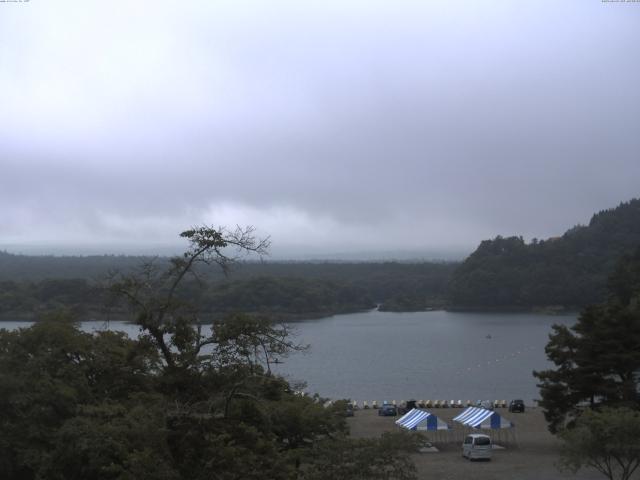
1;1;639;258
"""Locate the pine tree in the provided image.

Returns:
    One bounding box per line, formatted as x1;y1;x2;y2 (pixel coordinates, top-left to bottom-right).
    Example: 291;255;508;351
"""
534;247;640;433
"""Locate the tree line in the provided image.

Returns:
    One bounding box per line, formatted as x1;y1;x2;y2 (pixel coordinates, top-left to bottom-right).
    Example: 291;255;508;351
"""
0;262;455;320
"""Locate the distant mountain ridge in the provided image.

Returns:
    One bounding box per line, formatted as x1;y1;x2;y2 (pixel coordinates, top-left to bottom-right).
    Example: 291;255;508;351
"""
449;198;640;309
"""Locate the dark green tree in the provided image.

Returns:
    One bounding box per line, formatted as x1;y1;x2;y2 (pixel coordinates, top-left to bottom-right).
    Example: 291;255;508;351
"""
109;225;271;373
0;319;161;480
106;226;421;479
558;407;640;480
534;247;640;433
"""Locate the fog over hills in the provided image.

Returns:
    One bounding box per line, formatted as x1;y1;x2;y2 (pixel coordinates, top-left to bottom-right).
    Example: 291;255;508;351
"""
0;243;468;262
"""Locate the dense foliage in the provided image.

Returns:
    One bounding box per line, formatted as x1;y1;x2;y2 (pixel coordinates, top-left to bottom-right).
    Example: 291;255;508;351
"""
558;407;640;480
0;319;421;480
534;247;640;433
0;226;423;479
202;276;375;318
450;199;640;308
0;262;455;320
0;278;106;320
0;276;374;321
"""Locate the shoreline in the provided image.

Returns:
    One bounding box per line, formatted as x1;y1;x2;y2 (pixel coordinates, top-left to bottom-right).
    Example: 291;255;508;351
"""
0;304;581;322
0;306;375;323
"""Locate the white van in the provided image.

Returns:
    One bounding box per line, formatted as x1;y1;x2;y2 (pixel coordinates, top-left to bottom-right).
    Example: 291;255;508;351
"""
462;434;492;460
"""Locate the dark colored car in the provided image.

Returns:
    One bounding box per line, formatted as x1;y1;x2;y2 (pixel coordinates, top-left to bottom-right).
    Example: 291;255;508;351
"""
345;404;355;417
378;404;398;416
509;399;525;413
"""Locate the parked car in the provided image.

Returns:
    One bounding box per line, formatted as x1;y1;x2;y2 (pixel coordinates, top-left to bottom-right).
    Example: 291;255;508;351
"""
462;434;492;461
508;399;525;413
345;404;355;417
378;404;398;416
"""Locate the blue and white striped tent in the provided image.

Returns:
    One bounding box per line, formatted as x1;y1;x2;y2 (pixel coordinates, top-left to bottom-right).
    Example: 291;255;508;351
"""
452;407;513;429
395;408;451;431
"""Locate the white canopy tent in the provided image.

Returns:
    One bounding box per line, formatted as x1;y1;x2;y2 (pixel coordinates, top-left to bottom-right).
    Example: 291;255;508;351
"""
395;408;451;441
453;407;513;429
452;407;516;445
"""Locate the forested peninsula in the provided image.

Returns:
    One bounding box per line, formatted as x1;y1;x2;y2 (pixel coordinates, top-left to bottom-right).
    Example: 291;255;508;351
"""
449;198;640;310
1;198;639;319
0;258;454;321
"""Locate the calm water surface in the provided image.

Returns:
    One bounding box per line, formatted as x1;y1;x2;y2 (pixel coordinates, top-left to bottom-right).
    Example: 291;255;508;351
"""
1;310;575;404
273;310;576;404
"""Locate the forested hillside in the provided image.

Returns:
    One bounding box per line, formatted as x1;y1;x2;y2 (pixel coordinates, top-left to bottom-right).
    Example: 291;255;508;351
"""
449;199;640;309
0;258;456;320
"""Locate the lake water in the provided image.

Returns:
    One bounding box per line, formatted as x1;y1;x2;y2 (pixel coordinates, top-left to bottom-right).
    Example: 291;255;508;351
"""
273;310;576;404
0;310;576;404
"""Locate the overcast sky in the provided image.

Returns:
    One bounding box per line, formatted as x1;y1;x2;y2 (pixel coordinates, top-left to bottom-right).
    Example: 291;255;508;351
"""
1;1;639;259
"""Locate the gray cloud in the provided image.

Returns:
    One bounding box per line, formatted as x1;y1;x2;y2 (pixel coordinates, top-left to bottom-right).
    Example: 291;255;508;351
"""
1;1;639;257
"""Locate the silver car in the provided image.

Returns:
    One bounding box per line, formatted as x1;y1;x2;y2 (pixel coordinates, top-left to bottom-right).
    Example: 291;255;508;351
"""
462;434;492;461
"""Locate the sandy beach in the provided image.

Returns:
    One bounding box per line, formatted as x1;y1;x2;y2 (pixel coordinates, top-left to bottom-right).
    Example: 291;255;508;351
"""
347;407;614;480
